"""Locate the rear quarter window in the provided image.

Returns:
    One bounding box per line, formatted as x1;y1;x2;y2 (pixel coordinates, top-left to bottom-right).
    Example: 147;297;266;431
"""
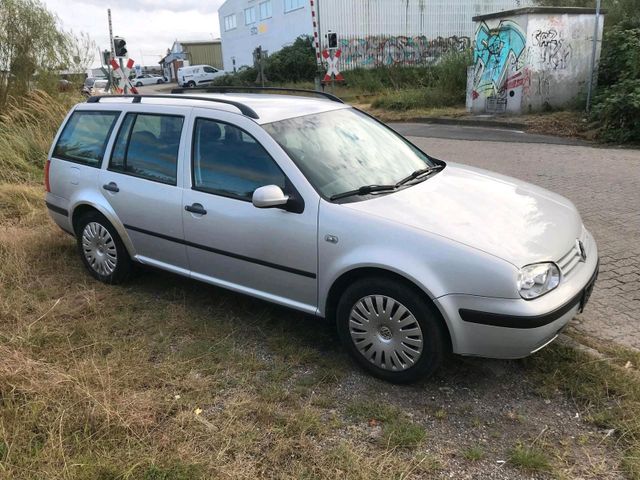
53;110;120;167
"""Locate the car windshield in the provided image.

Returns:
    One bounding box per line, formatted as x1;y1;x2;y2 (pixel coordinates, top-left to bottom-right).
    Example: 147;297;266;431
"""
262;109;435;200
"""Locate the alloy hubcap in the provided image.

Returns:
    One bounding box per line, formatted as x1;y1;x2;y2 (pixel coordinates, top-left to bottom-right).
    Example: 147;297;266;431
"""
349;295;424;371
82;222;117;276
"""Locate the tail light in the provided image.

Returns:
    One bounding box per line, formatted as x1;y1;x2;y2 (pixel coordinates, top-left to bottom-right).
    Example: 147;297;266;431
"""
44;159;51;192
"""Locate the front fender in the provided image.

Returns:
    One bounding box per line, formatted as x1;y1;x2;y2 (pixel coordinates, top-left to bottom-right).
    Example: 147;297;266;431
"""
318;202;520;315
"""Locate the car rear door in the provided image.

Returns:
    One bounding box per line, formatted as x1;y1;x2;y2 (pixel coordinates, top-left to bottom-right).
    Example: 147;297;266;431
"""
99;104;190;270
181;108;319;313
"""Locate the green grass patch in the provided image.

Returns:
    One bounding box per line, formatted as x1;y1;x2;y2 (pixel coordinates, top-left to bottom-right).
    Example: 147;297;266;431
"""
382;417;426;448
462;445;484;461
508;444;551;472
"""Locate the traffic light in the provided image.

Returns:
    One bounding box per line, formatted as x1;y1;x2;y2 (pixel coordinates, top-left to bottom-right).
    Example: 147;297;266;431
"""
327;32;338;49
114;37;127;57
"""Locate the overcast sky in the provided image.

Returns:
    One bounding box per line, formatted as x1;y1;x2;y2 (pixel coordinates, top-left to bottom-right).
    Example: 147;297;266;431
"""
43;0;226;68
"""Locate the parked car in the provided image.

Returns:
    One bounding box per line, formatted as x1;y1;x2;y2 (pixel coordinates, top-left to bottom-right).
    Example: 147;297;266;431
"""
90;79;109;96
177;65;224;87
133;74;165;87
45;89;598;383
81;77;109;96
59;79;72;92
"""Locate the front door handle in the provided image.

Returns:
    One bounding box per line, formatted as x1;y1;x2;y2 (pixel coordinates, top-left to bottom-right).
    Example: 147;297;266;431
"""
103;182;119;192
185;203;207;215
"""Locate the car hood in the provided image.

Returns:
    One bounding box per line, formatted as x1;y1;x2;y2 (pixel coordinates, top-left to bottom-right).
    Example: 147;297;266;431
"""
343;163;582;267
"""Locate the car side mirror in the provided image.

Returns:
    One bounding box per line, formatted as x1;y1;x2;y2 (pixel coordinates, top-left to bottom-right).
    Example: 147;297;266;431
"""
252;185;289;209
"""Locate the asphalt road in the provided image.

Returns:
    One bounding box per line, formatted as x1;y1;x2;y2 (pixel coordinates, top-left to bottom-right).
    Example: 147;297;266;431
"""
391;122;588;145
401;124;640;350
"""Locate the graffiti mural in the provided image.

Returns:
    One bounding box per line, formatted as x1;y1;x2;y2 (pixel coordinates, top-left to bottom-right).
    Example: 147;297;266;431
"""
472;19;527;111
338;35;470;68
532;29;572;70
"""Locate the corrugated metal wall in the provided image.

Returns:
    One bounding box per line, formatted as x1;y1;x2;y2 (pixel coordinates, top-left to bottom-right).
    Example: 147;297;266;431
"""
183;43;224;69
317;0;531;68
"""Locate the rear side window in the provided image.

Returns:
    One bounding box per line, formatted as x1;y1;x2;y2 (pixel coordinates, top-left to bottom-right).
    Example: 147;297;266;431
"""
192;118;285;200
110;113;184;185
53;111;120;166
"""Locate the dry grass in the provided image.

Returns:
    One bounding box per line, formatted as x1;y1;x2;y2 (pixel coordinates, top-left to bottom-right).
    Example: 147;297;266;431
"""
0;184;448;479
0;90;81;184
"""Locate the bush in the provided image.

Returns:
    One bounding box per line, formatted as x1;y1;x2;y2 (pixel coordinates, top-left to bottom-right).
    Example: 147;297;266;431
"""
592;79;640;143
214;35;316;86
370;50;472;109
592;26;640;142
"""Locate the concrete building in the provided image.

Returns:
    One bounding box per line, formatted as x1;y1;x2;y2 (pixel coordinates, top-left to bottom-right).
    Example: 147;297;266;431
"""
160;40;223;82
218;0;531;71
469;7;604;114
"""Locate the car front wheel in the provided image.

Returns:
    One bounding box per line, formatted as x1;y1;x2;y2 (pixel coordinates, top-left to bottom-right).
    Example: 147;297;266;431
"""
76;211;132;284
336;277;447;383
187;81;196;88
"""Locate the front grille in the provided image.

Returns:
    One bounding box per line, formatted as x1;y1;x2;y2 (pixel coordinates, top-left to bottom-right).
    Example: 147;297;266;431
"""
557;231;587;277
557;244;582;276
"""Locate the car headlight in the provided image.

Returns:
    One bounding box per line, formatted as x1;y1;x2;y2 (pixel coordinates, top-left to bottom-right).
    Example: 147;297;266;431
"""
517;263;560;299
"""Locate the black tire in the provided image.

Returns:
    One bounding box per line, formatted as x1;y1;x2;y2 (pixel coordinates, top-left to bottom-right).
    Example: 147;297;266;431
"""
135;81;143;87
157;79;163;84
336;277;447;383
75;211;132;284
187;81;196;88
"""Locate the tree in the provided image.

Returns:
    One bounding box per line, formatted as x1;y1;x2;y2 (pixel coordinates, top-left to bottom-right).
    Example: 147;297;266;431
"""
0;0;71;105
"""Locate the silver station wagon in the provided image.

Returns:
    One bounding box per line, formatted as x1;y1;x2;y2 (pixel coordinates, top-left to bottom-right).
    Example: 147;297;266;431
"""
45;88;598;382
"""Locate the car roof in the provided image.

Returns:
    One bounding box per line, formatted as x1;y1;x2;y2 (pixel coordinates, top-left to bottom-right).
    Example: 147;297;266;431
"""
82;93;351;124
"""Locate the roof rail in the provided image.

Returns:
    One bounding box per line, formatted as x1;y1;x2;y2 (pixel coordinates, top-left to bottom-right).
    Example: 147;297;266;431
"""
86;94;260;119
170;86;344;104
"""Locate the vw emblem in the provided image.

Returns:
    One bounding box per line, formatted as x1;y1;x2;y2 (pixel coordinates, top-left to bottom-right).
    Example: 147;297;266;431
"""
576;239;587;261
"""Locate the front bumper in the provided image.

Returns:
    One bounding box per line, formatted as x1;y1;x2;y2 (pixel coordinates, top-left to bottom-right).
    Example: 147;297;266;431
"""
435;241;599;359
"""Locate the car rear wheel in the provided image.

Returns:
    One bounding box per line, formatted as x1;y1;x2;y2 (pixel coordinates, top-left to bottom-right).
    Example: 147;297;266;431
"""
135;81;143;87
336;277;447;383
76;211;132;284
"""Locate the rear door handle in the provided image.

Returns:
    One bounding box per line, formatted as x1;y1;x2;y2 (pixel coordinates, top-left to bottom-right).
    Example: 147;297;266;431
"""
185;203;207;215
103;182;119;193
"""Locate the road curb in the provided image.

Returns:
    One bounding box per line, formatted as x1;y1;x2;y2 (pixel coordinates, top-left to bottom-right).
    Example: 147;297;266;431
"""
404;116;528;130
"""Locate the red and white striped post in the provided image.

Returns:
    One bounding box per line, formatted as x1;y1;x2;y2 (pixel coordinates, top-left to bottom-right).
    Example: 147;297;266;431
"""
309;0;322;71
110;57;139;94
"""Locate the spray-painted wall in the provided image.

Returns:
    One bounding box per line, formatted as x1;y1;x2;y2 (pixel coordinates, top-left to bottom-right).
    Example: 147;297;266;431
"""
318;0;532;70
469;7;604;114
218;0;531;71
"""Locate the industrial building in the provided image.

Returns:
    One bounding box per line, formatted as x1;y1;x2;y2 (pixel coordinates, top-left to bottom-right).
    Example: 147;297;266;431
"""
160;40;223;82
218;0;530;71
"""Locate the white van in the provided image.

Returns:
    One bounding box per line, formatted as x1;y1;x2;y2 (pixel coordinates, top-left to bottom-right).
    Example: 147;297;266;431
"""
177;65;225;87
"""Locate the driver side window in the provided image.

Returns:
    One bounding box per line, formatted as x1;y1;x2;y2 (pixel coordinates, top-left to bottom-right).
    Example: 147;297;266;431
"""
192;118;285;200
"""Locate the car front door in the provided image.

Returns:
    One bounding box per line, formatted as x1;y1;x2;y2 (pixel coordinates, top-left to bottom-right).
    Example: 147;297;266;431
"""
99;105;190;271
181;108;318;313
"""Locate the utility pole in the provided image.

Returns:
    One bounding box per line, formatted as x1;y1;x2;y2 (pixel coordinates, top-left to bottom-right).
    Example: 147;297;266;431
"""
107;9;115;92
585;0;601;112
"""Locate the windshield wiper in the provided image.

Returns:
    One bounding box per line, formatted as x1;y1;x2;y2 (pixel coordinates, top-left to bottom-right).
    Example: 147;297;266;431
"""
329;184;397;201
394;165;444;188
329;165;445;202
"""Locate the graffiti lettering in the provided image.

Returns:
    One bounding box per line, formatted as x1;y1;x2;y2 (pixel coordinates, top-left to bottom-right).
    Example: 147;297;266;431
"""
472;19;526;106
338;35;470;68
532;29;572;70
